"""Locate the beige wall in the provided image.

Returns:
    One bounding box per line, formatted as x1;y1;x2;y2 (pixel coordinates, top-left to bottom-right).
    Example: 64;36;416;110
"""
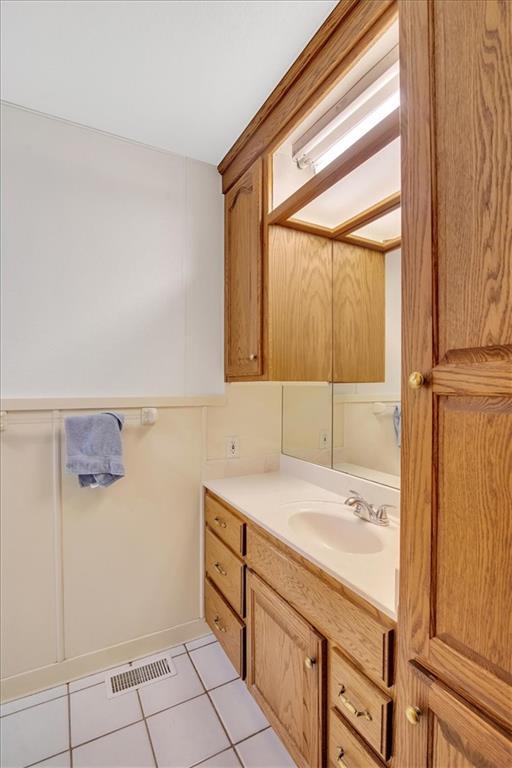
0;384;282;700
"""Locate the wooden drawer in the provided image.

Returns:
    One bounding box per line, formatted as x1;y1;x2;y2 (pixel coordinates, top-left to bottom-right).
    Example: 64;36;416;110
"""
246;526;394;686
205;527;245;617
205;577;245;677
330;648;392;760
329;708;382;768
205;492;246;556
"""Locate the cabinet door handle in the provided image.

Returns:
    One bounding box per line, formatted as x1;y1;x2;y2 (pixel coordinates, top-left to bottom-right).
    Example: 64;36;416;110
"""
304;656;316;670
213;615;227;633
336;748;349;767
213;561;227;576
338;686;372;721
213;516;227;529
249;354;258;361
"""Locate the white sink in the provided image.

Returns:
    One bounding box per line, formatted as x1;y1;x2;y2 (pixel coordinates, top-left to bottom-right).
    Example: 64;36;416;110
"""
283;500;384;555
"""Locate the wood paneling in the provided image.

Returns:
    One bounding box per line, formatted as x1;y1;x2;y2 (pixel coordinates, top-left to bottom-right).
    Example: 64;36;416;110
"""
333;192;401;239
205;491;246;557
333;241;385;382
397;1;512;765
204;528;245;617
330;647;393;759
246;526;394;687
204;577;245;677
328;708;382;768
225;158;263;379
247;570;325;768
219;1;397;193
267;109;400;226
268;225;332;380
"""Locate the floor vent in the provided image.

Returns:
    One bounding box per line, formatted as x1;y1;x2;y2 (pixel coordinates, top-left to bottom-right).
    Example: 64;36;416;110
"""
106;655;177;698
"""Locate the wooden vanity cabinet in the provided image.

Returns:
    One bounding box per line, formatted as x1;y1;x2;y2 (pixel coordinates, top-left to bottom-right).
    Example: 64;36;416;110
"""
247;570;326;768
204;489;396;767
225;157;264;380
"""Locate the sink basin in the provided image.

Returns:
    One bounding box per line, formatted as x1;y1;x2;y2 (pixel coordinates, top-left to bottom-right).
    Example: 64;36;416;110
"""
284;501;384;554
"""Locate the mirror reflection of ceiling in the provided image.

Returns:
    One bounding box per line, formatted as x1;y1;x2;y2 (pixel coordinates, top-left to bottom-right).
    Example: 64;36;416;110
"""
351;206;401;243
294;138;400;228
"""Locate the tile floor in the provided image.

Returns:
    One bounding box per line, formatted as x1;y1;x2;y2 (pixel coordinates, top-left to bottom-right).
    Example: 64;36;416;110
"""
0;634;297;768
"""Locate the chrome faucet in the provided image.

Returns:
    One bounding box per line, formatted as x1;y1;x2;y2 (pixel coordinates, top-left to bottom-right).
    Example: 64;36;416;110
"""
344;490;393;527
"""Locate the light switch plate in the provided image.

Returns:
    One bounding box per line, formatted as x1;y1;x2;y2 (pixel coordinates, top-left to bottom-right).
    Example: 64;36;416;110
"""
225;436;240;458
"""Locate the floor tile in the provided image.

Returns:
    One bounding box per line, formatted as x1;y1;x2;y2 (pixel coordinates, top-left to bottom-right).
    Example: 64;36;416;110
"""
210;680;268;744
147;693;229;767
185;633;216;651
72;722;154;767
235;729;296;768
68;663;131;693
31;751;71;767
70;679;142;746
189;642;238;690
139;653;203;716
0;696;69;768
195;748;241;767
0;685;68;717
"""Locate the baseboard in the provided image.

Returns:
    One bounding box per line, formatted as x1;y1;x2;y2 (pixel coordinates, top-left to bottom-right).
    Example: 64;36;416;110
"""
0;618;209;703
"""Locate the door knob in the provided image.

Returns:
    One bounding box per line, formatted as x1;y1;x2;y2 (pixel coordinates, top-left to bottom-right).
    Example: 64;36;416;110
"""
304;656;316;670
249;354;258;361
408;371;425;389
406;705;421;725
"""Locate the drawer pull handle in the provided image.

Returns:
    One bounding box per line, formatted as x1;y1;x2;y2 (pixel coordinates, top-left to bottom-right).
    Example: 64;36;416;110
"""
304;656;316;670
338;686;372;721
213;516;227;528
213;615;227;633
213;561;227;576
336;748;348;767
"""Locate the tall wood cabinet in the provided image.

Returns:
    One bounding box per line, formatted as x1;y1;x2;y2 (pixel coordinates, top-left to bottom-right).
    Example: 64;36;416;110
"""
224;158;264;379
397;1;512;766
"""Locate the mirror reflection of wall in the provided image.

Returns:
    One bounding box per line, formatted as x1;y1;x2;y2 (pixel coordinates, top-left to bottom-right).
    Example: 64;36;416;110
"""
282;384;332;468
333;247;401;488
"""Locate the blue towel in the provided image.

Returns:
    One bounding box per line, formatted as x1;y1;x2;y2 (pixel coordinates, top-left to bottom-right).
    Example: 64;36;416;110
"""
65;411;125;487
393;405;401;448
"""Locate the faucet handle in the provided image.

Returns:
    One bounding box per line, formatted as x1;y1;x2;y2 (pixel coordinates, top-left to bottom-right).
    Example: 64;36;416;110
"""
375;504;395;521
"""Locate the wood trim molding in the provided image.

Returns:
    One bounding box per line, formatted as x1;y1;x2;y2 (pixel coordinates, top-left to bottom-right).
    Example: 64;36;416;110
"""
276;192;401;253
267;108;400;226
333;191;401;237
219;0;398;193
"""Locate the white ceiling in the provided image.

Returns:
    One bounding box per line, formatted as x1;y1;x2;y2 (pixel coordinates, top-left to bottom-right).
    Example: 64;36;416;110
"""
0;0;337;165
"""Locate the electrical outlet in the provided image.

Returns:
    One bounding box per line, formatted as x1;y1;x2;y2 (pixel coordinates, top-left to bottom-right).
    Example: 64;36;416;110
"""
319;430;329;450
225;436;240;459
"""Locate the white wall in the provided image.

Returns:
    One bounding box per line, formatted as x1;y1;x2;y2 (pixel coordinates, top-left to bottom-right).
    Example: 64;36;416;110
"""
0;385;282;700
0;104;224;398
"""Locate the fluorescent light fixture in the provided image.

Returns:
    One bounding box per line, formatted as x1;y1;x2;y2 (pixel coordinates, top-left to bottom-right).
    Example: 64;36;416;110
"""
293;47;400;174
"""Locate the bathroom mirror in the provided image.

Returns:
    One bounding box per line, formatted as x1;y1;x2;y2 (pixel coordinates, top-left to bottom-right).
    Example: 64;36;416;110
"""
282;247;401;489
282;384;332;468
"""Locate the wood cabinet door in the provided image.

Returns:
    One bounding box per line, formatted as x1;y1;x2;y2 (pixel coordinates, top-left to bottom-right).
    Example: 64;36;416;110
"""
246;569;326;768
397;0;512;765
407;664;512;768
269;225;332;381
332;241;385;382
225;158;263;379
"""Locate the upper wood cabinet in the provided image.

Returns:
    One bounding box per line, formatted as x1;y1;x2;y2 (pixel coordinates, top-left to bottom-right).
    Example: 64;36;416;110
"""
333;241;385;382
225;158;264;379
247;569;325;768
397;0;512;765
268;225;332;381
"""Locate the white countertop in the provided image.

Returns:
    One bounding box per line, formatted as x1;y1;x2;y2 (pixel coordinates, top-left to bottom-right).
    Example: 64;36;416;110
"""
203;471;399;620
